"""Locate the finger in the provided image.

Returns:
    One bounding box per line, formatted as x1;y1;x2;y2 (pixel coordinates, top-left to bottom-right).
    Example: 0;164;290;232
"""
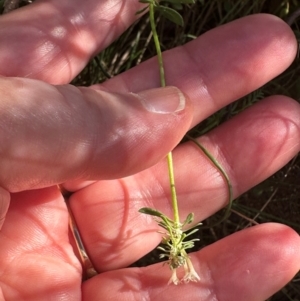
102;14;297;126
0;0;146;83
63;14;297;192
69;95;300;271
0;78;193;192
82;224;300;301
0;14;295;193
0;187;10;230
0;0;145;83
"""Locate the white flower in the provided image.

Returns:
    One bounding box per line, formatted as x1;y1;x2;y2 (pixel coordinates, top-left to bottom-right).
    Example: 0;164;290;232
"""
168;269;180;285
182;257;200;284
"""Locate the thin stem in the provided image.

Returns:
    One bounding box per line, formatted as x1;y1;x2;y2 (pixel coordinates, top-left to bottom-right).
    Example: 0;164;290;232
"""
149;3;180;225
185;134;233;228
167;152;180;224
149;3;166;88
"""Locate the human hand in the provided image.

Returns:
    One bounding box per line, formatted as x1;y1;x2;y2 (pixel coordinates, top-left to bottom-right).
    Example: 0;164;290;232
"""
0;1;299;300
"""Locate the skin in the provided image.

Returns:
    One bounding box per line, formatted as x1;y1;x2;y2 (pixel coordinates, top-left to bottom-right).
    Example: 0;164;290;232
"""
0;0;299;300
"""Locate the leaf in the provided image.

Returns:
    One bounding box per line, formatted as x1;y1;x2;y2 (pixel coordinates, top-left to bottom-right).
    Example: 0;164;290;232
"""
182;212;194;226
155;5;184;26
139;0;153;3
158;221;169;230
185;228;199;237
157;246;168;252
161;214;174;226
139;207;165;218
159;253;168;259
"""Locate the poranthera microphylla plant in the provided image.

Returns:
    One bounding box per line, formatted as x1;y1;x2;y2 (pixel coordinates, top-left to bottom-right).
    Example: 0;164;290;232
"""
137;0;201;285
136;0;234;285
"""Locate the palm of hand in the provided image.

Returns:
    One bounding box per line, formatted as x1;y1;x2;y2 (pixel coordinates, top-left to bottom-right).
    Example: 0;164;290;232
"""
0;188;81;299
1;179;300;300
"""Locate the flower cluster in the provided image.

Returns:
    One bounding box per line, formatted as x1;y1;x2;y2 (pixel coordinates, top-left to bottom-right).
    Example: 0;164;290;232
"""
139;208;201;285
168;255;200;285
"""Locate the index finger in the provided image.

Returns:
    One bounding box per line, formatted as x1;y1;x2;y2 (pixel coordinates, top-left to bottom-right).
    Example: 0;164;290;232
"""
0;0;144;83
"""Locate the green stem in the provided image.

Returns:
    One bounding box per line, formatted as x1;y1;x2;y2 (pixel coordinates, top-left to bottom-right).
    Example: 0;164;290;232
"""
149;3;180;225
149;3;165;88
167;152;180;224
186;134;233;228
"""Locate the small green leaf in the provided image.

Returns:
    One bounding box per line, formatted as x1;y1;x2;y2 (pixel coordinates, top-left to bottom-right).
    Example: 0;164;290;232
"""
155;5;184;26
157;222;169;231
189;238;200;242
185;228;199;237
159;253;168;259
157;246;168;252
139;0;153;3
161;215;173;226
184;243;195;250
182;212;194;226
139;207;165;218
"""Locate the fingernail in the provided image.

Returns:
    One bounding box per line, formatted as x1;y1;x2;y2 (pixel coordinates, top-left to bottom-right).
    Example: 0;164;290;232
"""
136;86;186;114
0;187;10;230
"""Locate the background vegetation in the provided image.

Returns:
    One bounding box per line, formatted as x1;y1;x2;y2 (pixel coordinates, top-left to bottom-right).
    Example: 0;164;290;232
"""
1;0;300;300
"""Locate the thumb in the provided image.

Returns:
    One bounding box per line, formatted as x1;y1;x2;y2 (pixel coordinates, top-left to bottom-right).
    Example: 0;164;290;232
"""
0;77;193;192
